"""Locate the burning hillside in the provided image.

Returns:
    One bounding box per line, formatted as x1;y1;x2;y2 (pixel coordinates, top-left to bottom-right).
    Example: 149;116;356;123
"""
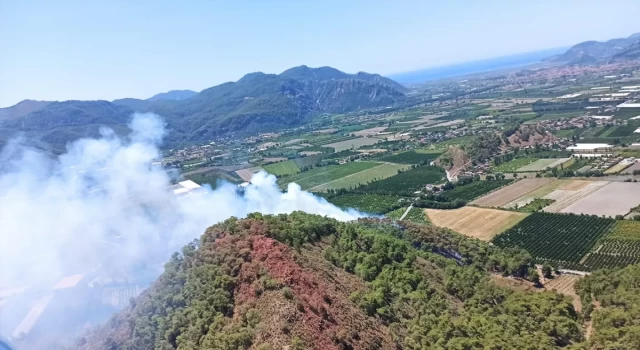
77;213;585;349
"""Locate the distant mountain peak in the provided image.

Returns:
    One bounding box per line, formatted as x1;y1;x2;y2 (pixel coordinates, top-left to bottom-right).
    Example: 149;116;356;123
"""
147;89;198;102
280;65;349;81
0;99;52;121
280;65;406;92
554;32;640;64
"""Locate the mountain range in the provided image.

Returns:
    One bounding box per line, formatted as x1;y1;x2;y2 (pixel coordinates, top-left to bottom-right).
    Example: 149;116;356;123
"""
552;32;640;64
0;66;406;152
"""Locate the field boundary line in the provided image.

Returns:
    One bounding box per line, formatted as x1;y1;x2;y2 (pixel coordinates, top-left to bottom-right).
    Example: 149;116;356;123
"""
308;163;390;191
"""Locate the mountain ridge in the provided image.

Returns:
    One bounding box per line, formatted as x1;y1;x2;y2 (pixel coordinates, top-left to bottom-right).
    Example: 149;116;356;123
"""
0;66;406;150
147;89;198;102
554;32;640;64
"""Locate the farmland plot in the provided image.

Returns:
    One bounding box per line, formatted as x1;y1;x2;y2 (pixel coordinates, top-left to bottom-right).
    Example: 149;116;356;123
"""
559;182;640;216
516;158;570;172
492;212;614;264
262;160;300;176
310;163;408;191
541;181;609;213
544;275;583;312
235;166;264;181
323;137;380;151
620;161;640;174
604;162;631;174
279;162;380;190
425;207;528;241
353;126;387;137
471;178;553;207
504;180;585;208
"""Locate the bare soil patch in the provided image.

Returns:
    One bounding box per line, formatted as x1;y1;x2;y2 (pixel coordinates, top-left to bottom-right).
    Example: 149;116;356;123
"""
559;180;592;191
560;182;640;216
353;126;387;137
472;178;553;207
425;207;528;241
235;166;264;181
544;274;583;312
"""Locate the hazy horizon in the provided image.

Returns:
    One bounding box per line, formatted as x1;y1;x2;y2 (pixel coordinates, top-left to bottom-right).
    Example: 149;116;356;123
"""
2;0;640;107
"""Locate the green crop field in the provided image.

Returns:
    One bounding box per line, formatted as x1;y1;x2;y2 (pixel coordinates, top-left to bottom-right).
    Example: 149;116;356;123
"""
608;123;640;137
310;163;409;191
443;179;512;201
403;207;429;223
494;157;538;172
357;166;446;193
278;162;380;190
185;169;242;189
376;150;442;164
293;154;327;169
576;221;640;270
385;206;429;223
262;160;300;176
326;193;404;214
492;212;614;265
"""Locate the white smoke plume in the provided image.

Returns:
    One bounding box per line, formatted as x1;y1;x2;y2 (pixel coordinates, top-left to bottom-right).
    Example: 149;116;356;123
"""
0;113;364;342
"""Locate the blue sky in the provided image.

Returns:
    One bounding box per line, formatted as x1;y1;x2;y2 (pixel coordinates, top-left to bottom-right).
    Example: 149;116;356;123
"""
1;0;640;107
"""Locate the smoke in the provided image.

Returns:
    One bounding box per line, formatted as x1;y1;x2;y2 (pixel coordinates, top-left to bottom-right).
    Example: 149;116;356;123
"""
0;112;364;293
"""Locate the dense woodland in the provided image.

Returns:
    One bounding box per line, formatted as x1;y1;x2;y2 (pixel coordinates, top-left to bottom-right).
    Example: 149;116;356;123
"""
76;212;615;350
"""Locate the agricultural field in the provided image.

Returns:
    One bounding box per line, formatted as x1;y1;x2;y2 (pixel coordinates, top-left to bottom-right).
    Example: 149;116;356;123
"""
494;157;538;172
310;163;408;191
620;161;640;174
518;198;555;212
376;150;441;164
472;178;553;207
353;126;387;136
543;275;583;311
235;166;264;181
516;158;570;172
425;206;528;241
323;137;380;151
606;220;640;240
385;206;429;223
580;248;640;271
403;206;430;223
293;154;327;169
356;166;446;193
385;207;406;220
492;212;614;264
542;181;609;213
443;179;513;201
326;193;403;214
262;160;300;176
603;162;631;174
278;162;379;190
558;182;640;216
573;220;640;270
185;168;242;189
503;179;586;208
608;124;640;137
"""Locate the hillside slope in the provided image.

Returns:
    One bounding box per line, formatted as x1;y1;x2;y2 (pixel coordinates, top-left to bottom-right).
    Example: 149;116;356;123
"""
2;66;405;150
0;100;51;121
148;89;198;102
78;212;585;350
0;100;133;152
554;33;640;64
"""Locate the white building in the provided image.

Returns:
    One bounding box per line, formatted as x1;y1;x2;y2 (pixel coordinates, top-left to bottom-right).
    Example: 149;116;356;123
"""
566;143;613;153
617;102;640;108
171;180;202;196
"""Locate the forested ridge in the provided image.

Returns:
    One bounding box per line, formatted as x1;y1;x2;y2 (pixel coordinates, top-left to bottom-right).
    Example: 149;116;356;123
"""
78;212;637;350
